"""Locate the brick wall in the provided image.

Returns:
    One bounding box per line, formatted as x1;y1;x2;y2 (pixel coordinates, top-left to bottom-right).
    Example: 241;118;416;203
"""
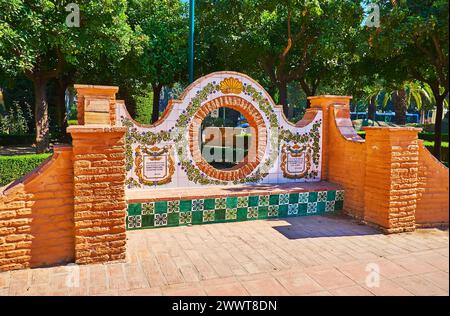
0;145;74;272
68;126;127;264
1;88;448;274
309;96;353;180
416;141;449;225
321;95;449;231
327;106;366;219
0;84;128;272
364;128;419;233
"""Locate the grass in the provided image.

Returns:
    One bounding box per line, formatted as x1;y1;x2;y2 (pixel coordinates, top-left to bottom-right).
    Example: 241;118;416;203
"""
423;140;449;148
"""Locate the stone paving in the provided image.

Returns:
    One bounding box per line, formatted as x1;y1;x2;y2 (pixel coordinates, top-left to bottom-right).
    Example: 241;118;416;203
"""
0;214;448;296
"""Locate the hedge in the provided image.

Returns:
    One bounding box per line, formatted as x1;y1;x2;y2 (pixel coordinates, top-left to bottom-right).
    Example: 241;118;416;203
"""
418;132;449;142
0;153;51;187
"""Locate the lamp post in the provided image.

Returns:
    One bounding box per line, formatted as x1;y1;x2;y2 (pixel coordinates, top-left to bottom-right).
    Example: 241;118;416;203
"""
188;0;195;84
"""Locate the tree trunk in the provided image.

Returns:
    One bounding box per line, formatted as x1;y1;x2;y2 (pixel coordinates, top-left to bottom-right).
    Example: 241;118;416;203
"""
278;81;289;119
419;109;425;124
33;77;50;153
433;96;444;160
393;89;407;125
118;86;137;118
368;95;376;121
151;84;162;124
56;78;69;140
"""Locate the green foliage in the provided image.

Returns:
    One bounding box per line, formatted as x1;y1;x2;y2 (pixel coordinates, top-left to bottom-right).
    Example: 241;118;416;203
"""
0;0;135;151
420;132;449;143
0;102;30;134
116;0;188;99
134;90;154;124
196;0;363;107
0;0;134;76
423;140;449;149
0;153;51;186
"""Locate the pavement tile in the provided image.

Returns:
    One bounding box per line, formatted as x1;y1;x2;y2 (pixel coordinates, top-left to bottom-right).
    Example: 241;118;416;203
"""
390;257;439;275
119;287;163;296
0;216;447;296
241;277;290;296
420;271;449;291
306;268;356;290
330;285;374;296
363;279;413;296
392;275;448;296
204;282;249;296
273;271;324;295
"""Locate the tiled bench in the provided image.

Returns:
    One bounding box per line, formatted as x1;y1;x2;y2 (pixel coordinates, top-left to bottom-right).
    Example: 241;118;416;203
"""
125;182;344;230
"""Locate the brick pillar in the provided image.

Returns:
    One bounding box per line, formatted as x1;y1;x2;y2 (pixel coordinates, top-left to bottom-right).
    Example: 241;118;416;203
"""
308;95;352;180
68;84;127;264
363;127;421;233
74;84;119;125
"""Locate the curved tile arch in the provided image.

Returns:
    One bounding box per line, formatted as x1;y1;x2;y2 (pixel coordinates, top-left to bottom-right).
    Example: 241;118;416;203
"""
116;71;323;190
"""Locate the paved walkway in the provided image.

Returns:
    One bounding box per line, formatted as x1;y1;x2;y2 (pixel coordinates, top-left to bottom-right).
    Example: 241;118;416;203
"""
0;215;448;296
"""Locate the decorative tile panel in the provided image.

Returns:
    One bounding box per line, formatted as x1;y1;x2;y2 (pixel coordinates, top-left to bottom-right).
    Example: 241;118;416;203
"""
118;72;323;191
126;189;344;230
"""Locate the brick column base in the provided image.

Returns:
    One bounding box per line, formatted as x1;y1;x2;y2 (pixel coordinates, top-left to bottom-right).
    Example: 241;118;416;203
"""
68;126;127;264
363;127;421;233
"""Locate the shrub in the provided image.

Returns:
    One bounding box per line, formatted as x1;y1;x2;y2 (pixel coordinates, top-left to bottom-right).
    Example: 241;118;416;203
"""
0;153;51;187
418;132;449;142
0;102;31;135
134;91;153;124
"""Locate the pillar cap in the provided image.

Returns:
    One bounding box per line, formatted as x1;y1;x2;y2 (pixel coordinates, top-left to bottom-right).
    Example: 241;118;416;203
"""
74;84;119;94
308;95;353;109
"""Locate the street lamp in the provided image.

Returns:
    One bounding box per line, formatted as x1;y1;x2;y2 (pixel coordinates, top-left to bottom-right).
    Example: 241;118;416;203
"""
188;0;195;84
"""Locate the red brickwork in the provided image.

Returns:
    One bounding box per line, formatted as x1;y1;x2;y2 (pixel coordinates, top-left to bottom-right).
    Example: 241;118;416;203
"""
364;127;420;233
309;96;353;180
0;86;448;274
327;105;366;219
74;84;119;125
68;126;127;264
0;146;74;272
416;141;449;225
321;95;449;232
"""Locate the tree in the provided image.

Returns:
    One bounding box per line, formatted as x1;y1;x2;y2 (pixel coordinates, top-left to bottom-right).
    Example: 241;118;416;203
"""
0;0;133;152
367;0;449;158
125;0;188;123
196;0;362;117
